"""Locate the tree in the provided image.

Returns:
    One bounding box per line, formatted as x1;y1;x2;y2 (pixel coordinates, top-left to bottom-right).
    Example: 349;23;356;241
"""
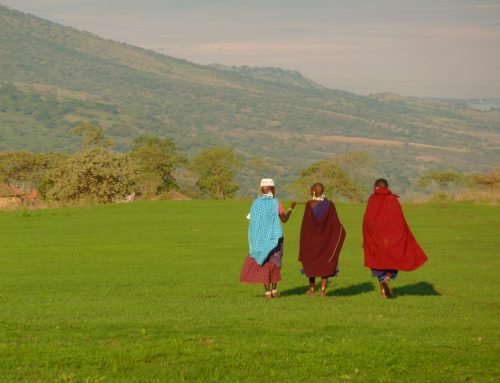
290;151;374;202
71;122;111;151
129;136;186;197
333;151;375;196
39;124;133;203
191;147;240;199
291;160;362;202
0;151;68;188
472;167;500;190
39;148;133;203
417;170;464;191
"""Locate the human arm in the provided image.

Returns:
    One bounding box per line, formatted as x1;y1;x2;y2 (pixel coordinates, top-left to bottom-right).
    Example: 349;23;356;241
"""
280;201;297;223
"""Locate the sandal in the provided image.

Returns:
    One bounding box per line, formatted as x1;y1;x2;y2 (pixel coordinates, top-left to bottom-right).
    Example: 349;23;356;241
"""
379;282;388;299
264;291;272;299
306;289;315;297
271;289;280;298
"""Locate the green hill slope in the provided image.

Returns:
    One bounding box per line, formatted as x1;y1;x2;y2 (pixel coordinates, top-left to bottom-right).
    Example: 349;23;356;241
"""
1;5;499;195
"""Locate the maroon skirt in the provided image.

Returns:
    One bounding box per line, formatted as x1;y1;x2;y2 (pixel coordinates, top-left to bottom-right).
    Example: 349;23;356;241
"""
240;239;283;284
240;256;281;284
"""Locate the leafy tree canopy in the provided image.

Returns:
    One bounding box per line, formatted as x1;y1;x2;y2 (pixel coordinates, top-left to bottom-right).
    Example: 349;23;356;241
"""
129;136;187;197
72;122;111;151
417;170;464;191
290;151;375;202
40;148;133;203
471;167;500;190
191;147;241;199
0;151;68;188
291;160;362;202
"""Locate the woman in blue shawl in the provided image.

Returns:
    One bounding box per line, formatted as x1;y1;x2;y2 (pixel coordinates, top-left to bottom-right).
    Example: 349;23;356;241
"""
240;178;296;299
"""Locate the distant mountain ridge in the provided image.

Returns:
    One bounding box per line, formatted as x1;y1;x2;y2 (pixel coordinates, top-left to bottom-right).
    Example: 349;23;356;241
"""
1;4;499;195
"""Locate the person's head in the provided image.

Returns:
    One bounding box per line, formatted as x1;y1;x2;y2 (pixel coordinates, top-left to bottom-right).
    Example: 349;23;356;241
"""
261;186;275;195
310;182;324;197
374;178;388;190
260;178;275;196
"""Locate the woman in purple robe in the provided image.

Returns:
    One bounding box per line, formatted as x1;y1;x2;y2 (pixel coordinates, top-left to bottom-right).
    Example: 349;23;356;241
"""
299;183;346;297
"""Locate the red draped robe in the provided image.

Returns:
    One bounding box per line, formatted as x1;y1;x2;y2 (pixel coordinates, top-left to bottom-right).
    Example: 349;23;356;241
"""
299;199;346;277
363;187;427;271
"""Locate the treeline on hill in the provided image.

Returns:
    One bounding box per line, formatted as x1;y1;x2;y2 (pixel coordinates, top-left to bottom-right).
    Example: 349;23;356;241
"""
0;122;498;207
0;122;239;203
1;3;500;198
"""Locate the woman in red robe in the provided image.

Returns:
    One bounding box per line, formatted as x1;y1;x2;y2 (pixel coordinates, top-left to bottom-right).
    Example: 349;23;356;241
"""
363;179;428;298
299;183;346;297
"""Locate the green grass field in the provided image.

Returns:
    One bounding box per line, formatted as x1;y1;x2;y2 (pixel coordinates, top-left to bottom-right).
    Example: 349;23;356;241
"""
1;201;499;382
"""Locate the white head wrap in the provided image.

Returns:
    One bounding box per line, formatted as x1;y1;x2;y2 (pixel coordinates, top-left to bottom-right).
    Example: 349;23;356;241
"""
260;178;275;187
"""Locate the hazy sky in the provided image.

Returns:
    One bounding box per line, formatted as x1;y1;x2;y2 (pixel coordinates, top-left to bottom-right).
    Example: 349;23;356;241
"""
2;0;500;98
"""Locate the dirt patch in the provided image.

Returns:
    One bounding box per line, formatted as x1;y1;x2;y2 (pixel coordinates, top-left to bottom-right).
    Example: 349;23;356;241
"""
224;129;466;153
415;155;441;162
0;197;22;210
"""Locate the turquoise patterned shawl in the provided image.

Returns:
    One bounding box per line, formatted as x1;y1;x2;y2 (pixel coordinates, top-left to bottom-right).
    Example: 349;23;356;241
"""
248;196;283;265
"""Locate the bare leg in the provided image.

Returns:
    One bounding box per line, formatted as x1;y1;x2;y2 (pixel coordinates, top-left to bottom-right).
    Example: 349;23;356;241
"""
271;283;280;298
381;273;393;298
264;284;272;299
379;281;387;299
307;277;315;296
320;277;328;297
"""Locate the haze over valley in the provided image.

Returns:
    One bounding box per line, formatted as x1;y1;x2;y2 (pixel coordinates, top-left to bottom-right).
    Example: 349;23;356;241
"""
2;0;500;99
0;3;499;196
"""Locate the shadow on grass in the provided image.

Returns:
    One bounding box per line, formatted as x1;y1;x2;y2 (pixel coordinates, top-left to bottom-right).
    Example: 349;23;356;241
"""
281;285;309;297
281;282;375;297
281;281;440;297
393;282;441;296
329;282;374;297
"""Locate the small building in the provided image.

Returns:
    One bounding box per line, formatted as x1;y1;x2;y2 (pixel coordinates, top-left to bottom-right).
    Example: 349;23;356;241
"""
0;183;39;210
0;183;22;210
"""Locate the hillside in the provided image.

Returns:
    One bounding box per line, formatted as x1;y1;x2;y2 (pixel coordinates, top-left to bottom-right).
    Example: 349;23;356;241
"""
1;5;499;195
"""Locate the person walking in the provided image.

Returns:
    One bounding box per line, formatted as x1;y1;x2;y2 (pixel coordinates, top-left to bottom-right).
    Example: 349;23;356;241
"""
240;178;296;299
299;183;346;298
363;178;428;298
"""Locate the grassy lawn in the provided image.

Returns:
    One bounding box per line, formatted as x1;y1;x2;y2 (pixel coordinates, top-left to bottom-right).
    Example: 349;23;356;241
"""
0;201;498;382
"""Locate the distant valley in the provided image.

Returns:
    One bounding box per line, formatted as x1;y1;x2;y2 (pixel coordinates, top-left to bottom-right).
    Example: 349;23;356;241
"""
1;5;499;196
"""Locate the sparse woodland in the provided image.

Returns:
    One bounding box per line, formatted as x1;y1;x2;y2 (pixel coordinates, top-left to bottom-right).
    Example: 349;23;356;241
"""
0;123;498;206
1;5;499;198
